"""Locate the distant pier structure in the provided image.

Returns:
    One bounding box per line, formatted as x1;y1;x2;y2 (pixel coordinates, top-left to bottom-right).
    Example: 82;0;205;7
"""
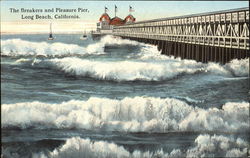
111;7;249;63
92;6;136;37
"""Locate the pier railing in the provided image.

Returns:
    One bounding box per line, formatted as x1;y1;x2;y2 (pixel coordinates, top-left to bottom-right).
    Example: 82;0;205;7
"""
113;7;249;50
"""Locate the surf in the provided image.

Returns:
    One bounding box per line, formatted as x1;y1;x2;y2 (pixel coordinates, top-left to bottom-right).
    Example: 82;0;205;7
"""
31;134;249;158
2;97;249;132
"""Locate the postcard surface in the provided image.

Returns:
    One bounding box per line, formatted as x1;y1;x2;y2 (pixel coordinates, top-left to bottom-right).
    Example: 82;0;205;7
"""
1;1;249;158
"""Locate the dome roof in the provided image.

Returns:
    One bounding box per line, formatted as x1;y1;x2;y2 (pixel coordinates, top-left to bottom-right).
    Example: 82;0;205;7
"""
99;13;111;22
109;17;125;26
124;14;136;23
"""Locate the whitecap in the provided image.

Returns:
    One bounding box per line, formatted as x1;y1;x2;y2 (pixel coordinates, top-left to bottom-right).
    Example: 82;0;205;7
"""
33;134;249;158
1;39;101;57
2;97;249;132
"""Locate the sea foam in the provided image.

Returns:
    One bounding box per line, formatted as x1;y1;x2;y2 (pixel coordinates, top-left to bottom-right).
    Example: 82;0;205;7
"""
33;134;249;158
1;35;139;57
2;97;249;132
28;56;248;81
47;57;205;81
86;35;138;54
1;39;89;57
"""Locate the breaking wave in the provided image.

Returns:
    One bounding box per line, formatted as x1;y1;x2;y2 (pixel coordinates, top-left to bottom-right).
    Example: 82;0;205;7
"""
135;43;173;61
86;35;139;54
2;97;249;132
46;57;205;81
225;58;249;77
0;36;139;57
1;39;92;57
136;44;249;78
33;135;249;158
26;56;248;81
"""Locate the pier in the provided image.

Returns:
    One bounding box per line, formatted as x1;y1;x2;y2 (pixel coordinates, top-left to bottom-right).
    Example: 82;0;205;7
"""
112;7;249;63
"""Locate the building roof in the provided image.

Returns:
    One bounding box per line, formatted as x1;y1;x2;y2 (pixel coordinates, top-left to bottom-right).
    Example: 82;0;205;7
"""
109;16;125;25
124;14;136;22
99;13;111;22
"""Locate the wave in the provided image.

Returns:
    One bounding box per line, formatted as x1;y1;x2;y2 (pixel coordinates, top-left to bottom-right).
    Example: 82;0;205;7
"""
33;134;248;158
137;44;249;77
46;57;206;81
86;35;139;55
128;42;249;78
1;39;93;57
206;58;249;77
1;38;104;57
225;58;249;77
100;35;139;46
27;56;248;81
1;36;139;57
2;97;249;132
135;44;174;61
135;43;249;78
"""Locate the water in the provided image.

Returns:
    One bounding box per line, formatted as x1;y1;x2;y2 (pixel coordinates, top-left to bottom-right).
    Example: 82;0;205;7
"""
1;34;249;158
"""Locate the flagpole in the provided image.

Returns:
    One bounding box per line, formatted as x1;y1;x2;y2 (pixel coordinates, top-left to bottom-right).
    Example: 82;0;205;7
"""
115;5;117;17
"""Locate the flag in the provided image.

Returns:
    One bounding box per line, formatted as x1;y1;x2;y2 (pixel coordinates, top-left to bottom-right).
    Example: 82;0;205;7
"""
129;5;134;12
105;6;108;13
115;5;118;12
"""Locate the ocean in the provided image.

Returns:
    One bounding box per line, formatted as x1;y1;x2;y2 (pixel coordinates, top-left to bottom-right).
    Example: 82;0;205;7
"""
1;34;249;158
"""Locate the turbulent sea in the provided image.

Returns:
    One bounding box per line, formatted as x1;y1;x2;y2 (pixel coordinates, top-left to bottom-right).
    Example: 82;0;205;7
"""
1;34;249;158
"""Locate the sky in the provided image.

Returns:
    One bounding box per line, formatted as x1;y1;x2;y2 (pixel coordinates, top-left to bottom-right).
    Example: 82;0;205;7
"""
0;1;248;34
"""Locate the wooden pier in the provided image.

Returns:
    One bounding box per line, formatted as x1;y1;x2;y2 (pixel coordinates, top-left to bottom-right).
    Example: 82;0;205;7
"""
112;7;249;63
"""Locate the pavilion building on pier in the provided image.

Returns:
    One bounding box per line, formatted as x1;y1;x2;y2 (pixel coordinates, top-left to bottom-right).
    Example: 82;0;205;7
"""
96;6;136;33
